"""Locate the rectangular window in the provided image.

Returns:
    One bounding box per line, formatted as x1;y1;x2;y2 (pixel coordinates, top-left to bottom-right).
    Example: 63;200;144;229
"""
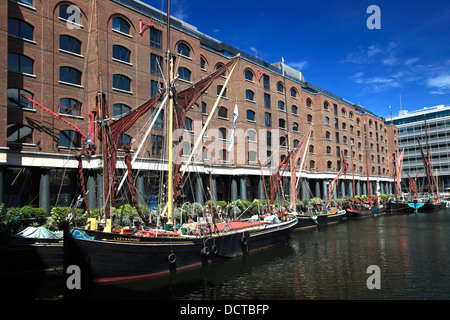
151;80;163;97
151;135;164;156
150;53;163;75
263;74;270;90
151;107;164;129
265;112;272;127
264;93;271;109
150;27;162;50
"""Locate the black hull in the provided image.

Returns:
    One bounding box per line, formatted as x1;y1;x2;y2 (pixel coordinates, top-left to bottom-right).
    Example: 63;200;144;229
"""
421;200;446;212
0;235;63;276
346;205;386;219
295;215;319;229
64;219;297;286
325;211;346;225
295;210;346;229
387;200;413;214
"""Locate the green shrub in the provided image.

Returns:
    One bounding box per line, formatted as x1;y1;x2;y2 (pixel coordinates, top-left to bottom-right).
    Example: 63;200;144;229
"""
46;207;86;231
4;206;47;234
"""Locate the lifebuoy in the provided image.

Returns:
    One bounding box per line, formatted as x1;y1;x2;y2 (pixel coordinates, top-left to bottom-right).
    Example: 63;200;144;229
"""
211;244;218;254
168;253;176;264
201;246;210;256
241;235;248;245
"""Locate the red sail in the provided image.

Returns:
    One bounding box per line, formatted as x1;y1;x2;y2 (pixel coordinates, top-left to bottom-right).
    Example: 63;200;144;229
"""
270;152;292;205
102;92;165;205
172;57;239;202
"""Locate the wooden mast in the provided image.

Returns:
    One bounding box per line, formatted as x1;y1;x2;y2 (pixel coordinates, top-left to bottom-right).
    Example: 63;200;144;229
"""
166;0;174;226
364;121;371;204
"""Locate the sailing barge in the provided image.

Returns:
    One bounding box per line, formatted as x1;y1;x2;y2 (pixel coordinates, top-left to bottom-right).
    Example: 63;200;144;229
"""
61;1;298;286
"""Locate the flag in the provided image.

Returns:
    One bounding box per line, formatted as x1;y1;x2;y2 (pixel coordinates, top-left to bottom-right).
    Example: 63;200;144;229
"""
228;101;239;152
87;134;93;150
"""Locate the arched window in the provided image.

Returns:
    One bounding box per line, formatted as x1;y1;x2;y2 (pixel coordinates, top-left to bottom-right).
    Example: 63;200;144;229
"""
7;124;33;144
200;57;207;70
113;45;130;63
246;110;255;121
218;106;228;119
113;103;131;117
218;127;227;140
215;63;226;77
349;111;353;120
278;100;285;111
247;129;256;142
8;18;33;41
60;35;81;55
341;108;346;117
112;16;130;35
327;161;333;170
113;74;131;92
293;122;299;132
325;116;329;125
59;130;81;148
327;146;332;154
177;42;191;57
118;134;131;149
59;98;81;115
246;89;254;102
309;145;315;154
277;82;284;93
280;136;287;147
325;131;331;140
60;66;81;85
293;139;300;147
59;4;80;22
307;114;313;123
324;101;329;110
178;67;191;81
245;69;254;82
306;98;312;108
8;53;33;74
7;88;33;109
291;87;298;99
279;118;286;129
292;105;298;115
217;85;227;97
310;160;315;169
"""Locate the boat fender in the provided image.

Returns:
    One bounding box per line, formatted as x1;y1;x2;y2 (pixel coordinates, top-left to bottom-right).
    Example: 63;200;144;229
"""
241;235;248;245
201;246;210;256
211;244;218;254
168;253;176;264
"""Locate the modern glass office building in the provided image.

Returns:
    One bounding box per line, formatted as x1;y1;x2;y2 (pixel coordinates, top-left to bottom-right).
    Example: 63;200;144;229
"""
386;104;450;192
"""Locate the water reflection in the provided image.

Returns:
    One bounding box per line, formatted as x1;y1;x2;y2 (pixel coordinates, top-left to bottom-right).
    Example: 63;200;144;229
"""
62;209;450;299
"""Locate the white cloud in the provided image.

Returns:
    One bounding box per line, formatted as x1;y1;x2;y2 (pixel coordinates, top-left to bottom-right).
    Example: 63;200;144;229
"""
427;74;450;94
289;61;309;71
341;43;397;65
353;73;401;93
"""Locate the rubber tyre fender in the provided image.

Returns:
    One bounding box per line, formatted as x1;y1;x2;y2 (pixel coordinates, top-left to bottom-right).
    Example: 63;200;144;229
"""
168;253;177;264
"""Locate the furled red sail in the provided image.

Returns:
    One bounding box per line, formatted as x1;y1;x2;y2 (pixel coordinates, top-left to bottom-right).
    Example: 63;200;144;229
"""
172;56;239;202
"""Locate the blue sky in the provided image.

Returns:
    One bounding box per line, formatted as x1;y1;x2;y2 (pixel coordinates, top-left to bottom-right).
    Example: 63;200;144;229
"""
144;0;450;119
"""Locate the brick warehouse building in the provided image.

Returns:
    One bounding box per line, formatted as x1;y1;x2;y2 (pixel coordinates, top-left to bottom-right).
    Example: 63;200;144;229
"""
0;0;398;213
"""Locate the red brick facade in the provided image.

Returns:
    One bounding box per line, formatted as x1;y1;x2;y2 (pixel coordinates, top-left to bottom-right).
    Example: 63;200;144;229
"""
0;0;398;209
